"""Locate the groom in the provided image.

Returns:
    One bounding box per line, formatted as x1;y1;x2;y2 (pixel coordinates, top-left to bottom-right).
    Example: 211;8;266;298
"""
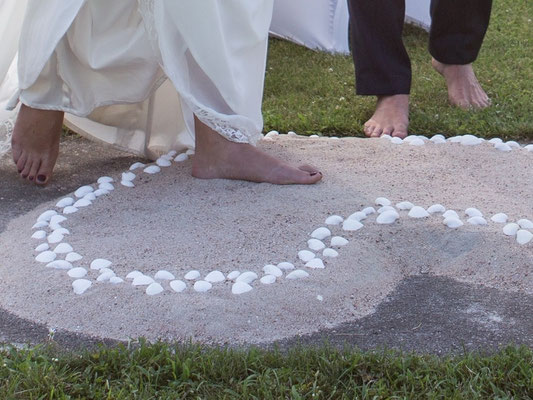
348;0;493;138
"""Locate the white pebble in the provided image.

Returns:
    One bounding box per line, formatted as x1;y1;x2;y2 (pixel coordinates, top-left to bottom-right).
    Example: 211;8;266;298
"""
46;260;72;270
83;193;96;201
68;267;87;278
156;158;172;167
396;201;414;210
277;262;295;271
205;271;225;283
503;223;520;236
236;271;258;284
286;270;310;280
74;186;93;198
174;153;188;162
36;251;56;263
495;143;512;152
427;204;446;214
443;210;459;219
32;230;46;240
129;162;145;171
311;227;331;240
263;265;283;277
342;219;364;231
37;210;57;222
467;216;488;226
260;275;276;285
408;138;425;146
265;130;279;138
465;208;483;217
110;277;124;284
317;295;324;301
90;259;112;270
325;215;344;225
443;217;464;228
524;144;533;152
308;239;325;251
154;270;175;280
517;219;533;229
330;236;349;247
63;252;81;263
63;206;79;215
167;150;177;157
305;258;325;269
390;137;403;144
506;141;520;149
121;180;135;188
132;275;155;286
376;210;400;224
122;172;136;181
186;149;195;156
47;231;64;244
184;270;201;280
126;271;144;280
298;250;315;262
53;228;70;236
53;243;73;254
232;281;253;295
144;165;161;174
488;138;503;144
170;280;187;292
378;206;396;214
323;248;339;258
97;176;113;184
35;243;49;252
448;136;463;143
32;221;48;229
227;271;241;280
99;182;114;191
97;271;116;282
348;212;367;221
194;281;212;292
362;207;376;215
408;206;430;219
516;230;533;245
72;279;91;295
56;197;74;208
375;197;391;206
491;213;508;223
461;135;482;146
288;131;297;136
430;135;446;144
146;283;164;295
73;198;91;208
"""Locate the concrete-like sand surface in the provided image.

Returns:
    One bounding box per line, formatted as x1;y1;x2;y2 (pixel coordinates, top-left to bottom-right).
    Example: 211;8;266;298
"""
0;136;531;345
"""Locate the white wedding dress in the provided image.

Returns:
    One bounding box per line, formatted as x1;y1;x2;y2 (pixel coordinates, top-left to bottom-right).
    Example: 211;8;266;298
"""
0;0;273;159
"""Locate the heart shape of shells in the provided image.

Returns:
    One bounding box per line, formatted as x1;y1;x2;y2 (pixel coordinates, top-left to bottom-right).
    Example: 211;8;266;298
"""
30;133;533;297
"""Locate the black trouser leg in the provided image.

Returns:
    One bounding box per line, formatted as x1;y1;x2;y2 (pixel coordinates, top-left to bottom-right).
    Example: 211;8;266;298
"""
429;0;493;65
348;0;411;95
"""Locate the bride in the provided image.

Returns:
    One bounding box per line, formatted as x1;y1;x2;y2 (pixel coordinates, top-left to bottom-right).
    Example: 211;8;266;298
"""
0;0;322;185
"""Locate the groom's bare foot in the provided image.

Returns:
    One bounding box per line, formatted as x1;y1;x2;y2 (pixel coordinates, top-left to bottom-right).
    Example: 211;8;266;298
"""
192;117;322;185
432;58;491;109
364;95;409;139
12;105;64;185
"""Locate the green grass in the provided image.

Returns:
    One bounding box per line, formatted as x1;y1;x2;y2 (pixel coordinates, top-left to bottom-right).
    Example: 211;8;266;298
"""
1;342;532;399
263;0;533;141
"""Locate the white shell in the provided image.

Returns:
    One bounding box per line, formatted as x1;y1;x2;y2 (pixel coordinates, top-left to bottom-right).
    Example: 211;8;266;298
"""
32;230;46;240
46;260;73;270
277;262;295;271
184;270;201;280
72;279;91;295
156;158;172;167
97;176;113;184
47;231;64;244
53;243;73;254
460;135;482;146
390;137;403;144
170;280;187;292
286;270;310;280
516;230;533;245
443;217;464;228
503;223;520;236
37;210;57;222
227;271;241;280
236;271;258;284
35;243;50;252
154;270;175;280
63;206;79;215
506;141;520;148
396;201;414;210
32;221;49;229
288;131;297;136
323;248;339;258
65;252;82;262
524;144;533;152
194;281;212;292
144;165;161;174
205;271;225;283
305;258;325;269
73;198;92;208
488;138;503;144
122;172;136;181
430;135;446;144
427;204;446;214
495;143;512;152
132;275;155;286
146;283;164;296
348;211;367;221
260;275;276;285
298;250;315;262
442;210;460;219
90;258;112;270
409;138;425;146
121;180;135;188
99;182;114;191
129;162;145;171
56;197;74;208
325;215;344;225
97;271;116;282
52;227;70;236
265;130;279;137
74;185;94;198
110;277;124;284
342;219;364;231
174;153;189;162
375;197;391;206
330;236;348;247
362;207;376;215
517;219;533;229
467;216;488;226
491;213;508;223
232;281;253;294
311;227;331;240
83;193;96;201
68;267;87;278
126;271;144;280
93;189;109;197
167;150;178;157
49;215;67;229
378;206;396;214
376;210;400;224
408;206;430;218
186;149;195;156
263;264;283;277
317;295;324;301
465;208;483;217
308;239;325;251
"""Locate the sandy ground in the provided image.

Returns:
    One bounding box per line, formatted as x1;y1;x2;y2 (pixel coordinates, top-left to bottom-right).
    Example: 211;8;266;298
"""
0;136;531;345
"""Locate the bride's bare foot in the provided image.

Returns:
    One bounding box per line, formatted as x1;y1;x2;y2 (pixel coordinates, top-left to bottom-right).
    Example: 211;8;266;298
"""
432;58;491;109
191;117;322;185
12;105;64;185
364;95;409;139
